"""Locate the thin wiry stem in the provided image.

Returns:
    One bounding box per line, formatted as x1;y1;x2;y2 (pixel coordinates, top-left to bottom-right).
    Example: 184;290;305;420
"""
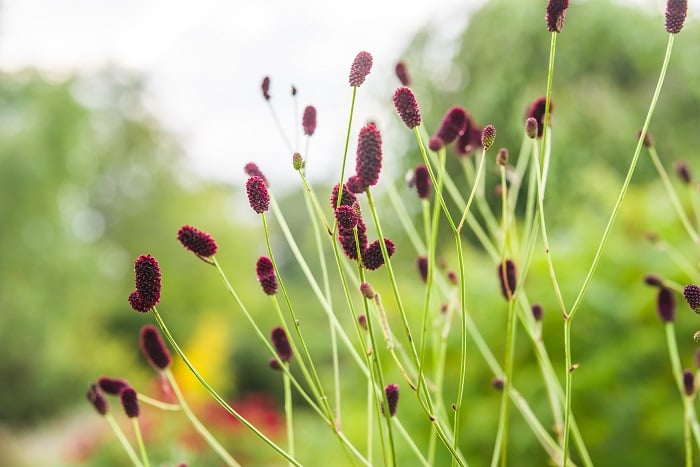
104;413;144;467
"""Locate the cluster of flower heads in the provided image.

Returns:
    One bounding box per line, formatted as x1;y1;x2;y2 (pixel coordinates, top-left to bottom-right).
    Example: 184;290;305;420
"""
331;183;395;270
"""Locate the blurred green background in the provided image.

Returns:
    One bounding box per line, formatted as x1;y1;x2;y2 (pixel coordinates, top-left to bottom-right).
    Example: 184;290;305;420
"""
1;0;699;465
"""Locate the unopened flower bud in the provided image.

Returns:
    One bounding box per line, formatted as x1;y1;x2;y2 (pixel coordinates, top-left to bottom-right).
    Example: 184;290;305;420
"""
393;87;421;129
481;125;496;151
293;153;304;171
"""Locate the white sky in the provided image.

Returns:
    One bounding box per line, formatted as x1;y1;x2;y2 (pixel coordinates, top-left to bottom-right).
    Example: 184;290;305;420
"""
0;0;695;188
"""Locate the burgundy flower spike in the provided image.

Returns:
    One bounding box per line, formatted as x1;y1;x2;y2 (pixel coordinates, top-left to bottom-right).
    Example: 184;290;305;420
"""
349;51;373;87
128;254;161;312
140;324;172;370
256;256;278;296
177;225;218;258
246;176;270;214
303;105;317;136
355;123;383;189
393;87;422;129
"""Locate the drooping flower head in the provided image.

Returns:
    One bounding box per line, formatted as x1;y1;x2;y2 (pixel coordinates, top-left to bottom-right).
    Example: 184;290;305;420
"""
87;384;108;415
349;51;373;87
644;274;663;287
395;61;411;86
271;327;293;362
98;377;130;395
246;176;270;214
177;225;218;258
129;255;161;312
140;324;172;370
256;256;278;295
393;87;422;129
261;76;271;100
432;106;468;150
526;97;552;138
244;162;269;186
665;0;687;34
455;114;481;156
384;384;399;417
683;284;700;312
657;286;676;322
360;282;376;300
355;123;383;188
414;164;431;199
303;105;317;136
545;0;570;33
497;259;517;300
120;387;140;418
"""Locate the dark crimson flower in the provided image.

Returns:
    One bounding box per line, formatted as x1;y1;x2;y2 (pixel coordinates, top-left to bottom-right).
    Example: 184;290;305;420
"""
140;324;171;370
414;164;431;199
261;76;271;100
531;304;543;322
129;255;161;312
481;125;496;151
303;105;317;136
244;162;269;186
428;136;444;152
644;274;664;287
98;377;129;395
492;378;505;391
525;117;538;139
526;97;551;138
384;384;399;417
545;0;570;33
417;256;428;283
362;238;395;271
330;183;357;209
674;161;692;184
269;358;282;371
246;176;270;214
120;387;140;418
346;174;367;194
393;87;421;129
338;220;368;261
683;284;700;312
456;121;483;156
666;0;687;34
683;369;695;396
657;286;676;322
637;129;655;148
355;124;383;188
177;225;218;258
497;148;509;166
360;282;375;299
271;327;293;362
256;256;278;295
395;61;411;86
349;51;373;87
128;290;149;313
87;384;108;415
497;259;517;300
335;205;359;229
357;314;368;330
434;106;468;146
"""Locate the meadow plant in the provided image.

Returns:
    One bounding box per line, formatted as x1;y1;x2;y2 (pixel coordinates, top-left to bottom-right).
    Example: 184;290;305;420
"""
87;1;698;465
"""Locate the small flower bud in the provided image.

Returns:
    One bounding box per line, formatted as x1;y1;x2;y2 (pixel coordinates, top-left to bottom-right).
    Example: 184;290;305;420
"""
644;274;664;287
657;286;676;322
447;270;458;285
140;324;172;370
384;384;399;417
120;387;140;418
497;259;517;300
683;369;695;396
349;51;373;87
269;358;282;371
246;176;270;214
675;161;692;185
531;304;543;322
683;284;700;312
358;314;368;330
256;256;278;296
362;238;396;271
526;98;551;138
417;256;428;283
261;76;271;101
360;282;376;299
545;0;570;33
428;136;444;152
177;225;218;258
496;148;509;166
87;384;108;415
244;162;269;186
98;377;129;395
636;129;655;148
292;153;304;171
525;117;538;139
492;378;504;391
393;87;421;129
414;164;431;199
302;106;317;136
355;124;383;188
481;125;496;151
395;61;411;86
665;0;687;34
271;327;293;362
434;106;468;146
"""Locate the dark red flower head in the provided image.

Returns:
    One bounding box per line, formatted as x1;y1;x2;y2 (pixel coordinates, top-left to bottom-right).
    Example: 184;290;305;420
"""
416;256;428;283
335;205;360;229
531;304;543;322
455;115;481;156
331;183;358;209
360;282;375;299
666;0;687;34
384;384;399;417
362;238;395;271
246;176;270;214
256;256;278;295
545;0;570;33
395;61;411;86
355;123;383;188
414;164;431;199
434;106;468;146
525;117;538;139
271;326;293;362
637;129;655;148
292;153;304;171
644;274;663;287
120;387;140;418
683;369;695;396
303;105;317;136
346;174;367;194
497;259;517;300
674;161;692;185
657;286;676;322
526;97;551;138
244;162;269;186
87;384;108;416
393;87;422;129
177;225;218;258
429;136;444;152
261;76;271;100
349;51;373;87
481;125;496;151
98;377;130;395
683;284;700;312
337;217;368;261
129;255;161;312
140;324;171;370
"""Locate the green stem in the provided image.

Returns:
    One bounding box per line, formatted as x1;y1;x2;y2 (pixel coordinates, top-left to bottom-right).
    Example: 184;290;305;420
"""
283;366;295;464
131;418;149;467
336;87;358;210
137;393;181;411
104;413;143;467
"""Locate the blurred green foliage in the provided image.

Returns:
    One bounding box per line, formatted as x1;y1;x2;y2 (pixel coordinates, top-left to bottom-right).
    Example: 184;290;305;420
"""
1;0;699;465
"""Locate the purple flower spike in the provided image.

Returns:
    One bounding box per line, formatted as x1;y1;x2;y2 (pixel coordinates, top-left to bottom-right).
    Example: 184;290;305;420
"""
362;238;395;271
417;256;428;283
98;377;130;395
256;256;278;296
303;105;317;136
129;255;161;312
384;384;399;417
455;115;482;156
244;162;269;186
683;284;700;312
335;205;359;229
497;259;517;300
531;304;543;322
526;97;551;138
349;51;373;87
657;286;676;322
271;327;293;362
120;387;140;418
355;124;383;188
683;369;695;396
87;384;108;416
140;324;172;370
395;61;411;86
330;183;358;209
545;0;570;33
666;0;687;34
414;164;431;199
261;76;271;101
434;106;468;146
177;225;218;258
393;87;421;129
246;176;270;214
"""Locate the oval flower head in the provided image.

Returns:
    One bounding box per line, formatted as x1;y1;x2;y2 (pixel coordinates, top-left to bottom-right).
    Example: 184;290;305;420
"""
177;225;218;258
246;176;270;214
393;87;421;129
349;51;373;87
355;123;383;188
